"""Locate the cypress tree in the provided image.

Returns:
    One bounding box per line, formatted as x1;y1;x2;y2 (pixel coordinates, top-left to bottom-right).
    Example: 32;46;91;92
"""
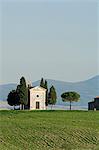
48;85;57;110
16;77;28;110
45;80;48;107
40;78;45;88
40;78;49;108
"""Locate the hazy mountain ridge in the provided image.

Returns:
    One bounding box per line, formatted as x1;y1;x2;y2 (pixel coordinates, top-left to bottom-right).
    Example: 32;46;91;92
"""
33;76;99;106
0;75;99;106
0;84;17;101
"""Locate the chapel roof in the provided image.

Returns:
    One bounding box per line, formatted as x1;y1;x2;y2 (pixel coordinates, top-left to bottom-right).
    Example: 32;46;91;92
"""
29;86;46;91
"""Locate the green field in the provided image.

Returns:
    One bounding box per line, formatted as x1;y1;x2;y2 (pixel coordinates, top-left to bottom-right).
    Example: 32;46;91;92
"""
0;110;99;150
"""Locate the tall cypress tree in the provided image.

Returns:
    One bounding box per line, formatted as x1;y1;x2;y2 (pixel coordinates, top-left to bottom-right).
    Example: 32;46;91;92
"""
45;80;48;107
40;78;45;88
40;78;49;108
16;77;28;110
48;85;57;110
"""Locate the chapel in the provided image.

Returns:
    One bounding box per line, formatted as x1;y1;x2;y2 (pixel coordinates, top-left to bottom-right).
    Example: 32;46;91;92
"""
27;86;47;110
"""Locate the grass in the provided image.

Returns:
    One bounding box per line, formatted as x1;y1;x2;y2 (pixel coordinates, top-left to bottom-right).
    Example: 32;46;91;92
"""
0;110;99;150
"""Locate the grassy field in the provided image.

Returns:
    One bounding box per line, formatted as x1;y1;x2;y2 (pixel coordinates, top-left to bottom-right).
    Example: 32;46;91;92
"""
0;110;99;150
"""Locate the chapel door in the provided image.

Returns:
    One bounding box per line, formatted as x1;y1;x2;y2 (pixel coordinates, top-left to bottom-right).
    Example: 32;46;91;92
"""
36;102;40;109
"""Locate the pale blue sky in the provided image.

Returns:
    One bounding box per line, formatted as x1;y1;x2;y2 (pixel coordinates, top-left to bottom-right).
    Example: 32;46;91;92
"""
0;0;98;84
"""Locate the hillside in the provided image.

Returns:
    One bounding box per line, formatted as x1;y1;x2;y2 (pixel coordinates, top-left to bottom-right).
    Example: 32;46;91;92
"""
0;84;17;101
33;75;99;107
0;75;99;107
0;110;99;150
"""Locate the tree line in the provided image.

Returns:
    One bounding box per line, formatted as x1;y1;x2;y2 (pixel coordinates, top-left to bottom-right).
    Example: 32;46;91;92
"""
7;77;28;110
7;76;80;110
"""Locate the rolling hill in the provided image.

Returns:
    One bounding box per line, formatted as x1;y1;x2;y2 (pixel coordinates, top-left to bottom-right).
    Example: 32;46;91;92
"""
0;75;99;107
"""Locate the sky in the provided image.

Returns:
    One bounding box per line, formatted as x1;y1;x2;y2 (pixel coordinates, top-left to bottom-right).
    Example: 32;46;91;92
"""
0;0;99;84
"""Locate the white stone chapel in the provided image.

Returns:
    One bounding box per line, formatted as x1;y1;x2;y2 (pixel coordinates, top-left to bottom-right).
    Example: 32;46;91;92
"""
29;86;46;110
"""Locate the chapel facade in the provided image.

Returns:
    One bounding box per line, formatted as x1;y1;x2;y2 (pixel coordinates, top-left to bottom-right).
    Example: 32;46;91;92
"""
28;86;46;110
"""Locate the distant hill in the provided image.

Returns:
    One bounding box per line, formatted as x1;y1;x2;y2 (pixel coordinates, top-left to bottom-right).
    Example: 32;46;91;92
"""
33;75;99;106
0;84;17;101
0;75;99;107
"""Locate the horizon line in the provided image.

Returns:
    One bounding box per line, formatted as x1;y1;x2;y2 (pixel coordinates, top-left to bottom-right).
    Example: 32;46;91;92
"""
0;74;99;85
